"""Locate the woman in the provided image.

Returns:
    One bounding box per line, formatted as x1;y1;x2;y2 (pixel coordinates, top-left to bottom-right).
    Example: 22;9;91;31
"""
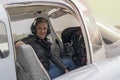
15;17;75;79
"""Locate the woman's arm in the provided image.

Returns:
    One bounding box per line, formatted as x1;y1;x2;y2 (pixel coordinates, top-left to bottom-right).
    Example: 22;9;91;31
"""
15;35;34;48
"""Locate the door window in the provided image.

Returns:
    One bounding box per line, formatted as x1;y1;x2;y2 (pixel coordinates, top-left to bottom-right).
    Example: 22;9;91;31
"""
0;22;9;58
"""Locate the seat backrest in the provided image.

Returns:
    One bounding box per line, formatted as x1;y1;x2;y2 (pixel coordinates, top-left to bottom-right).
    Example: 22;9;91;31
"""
61;27;80;44
16;44;51;80
61;27;86;67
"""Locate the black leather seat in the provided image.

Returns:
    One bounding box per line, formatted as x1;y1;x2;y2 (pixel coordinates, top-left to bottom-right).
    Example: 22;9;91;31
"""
61;27;86;67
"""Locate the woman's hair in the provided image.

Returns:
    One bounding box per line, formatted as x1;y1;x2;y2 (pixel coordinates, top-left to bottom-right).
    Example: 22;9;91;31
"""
31;17;50;35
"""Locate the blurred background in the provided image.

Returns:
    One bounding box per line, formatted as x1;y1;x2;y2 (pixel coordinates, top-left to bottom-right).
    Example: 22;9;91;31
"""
85;0;120;29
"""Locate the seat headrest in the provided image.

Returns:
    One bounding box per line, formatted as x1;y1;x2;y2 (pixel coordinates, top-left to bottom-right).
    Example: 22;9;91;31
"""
61;26;81;43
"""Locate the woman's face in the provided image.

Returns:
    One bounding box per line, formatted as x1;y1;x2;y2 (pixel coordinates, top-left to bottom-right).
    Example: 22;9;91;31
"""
36;22;48;39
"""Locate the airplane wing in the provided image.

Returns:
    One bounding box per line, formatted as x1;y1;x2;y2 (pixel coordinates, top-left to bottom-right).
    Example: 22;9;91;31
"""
94;16;120;58
95;16;120;43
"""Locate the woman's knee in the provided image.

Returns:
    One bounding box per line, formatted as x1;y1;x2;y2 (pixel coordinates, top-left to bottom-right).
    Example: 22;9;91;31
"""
61;58;75;70
48;64;63;79
48;69;62;79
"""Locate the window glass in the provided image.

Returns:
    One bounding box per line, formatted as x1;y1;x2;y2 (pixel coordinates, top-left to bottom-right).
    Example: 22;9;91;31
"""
83;11;102;53
0;22;9;58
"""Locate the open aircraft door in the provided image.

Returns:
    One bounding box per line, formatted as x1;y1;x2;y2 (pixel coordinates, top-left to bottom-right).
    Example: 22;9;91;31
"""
0;5;16;80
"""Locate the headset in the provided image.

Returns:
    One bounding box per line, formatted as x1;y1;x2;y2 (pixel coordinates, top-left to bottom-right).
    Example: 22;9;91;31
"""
31;17;50;35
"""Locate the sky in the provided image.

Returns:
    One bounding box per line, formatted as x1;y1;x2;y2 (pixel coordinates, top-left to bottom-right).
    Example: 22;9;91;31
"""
85;0;120;26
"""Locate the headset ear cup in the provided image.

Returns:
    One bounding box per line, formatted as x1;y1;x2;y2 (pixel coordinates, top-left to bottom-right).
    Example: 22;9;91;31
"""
31;23;36;34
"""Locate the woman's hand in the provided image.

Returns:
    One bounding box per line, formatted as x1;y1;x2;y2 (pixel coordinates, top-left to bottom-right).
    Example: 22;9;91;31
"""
64;69;69;73
15;41;25;48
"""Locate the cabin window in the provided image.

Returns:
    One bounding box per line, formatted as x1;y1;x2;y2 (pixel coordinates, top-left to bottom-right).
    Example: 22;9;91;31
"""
83;11;103;53
0;22;9;58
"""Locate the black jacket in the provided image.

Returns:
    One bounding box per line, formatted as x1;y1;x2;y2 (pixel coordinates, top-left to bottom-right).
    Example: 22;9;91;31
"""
19;35;67;72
